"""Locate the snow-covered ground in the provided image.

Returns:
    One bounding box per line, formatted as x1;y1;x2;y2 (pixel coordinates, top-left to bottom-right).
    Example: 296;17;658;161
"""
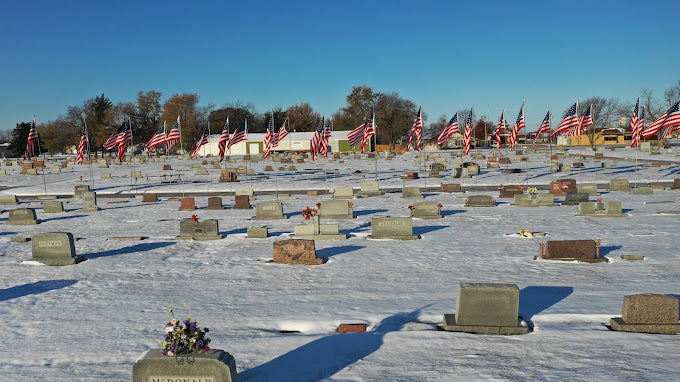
1;146;680;381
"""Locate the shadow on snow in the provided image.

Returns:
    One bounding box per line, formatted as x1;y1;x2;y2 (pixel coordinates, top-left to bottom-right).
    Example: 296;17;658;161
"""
84;241;175;259
0;279;78;302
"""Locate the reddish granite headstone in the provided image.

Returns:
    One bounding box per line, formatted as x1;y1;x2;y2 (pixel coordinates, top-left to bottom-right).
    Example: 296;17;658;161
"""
441;183;462;193
499;157;512;164
163;164;172;171
206;197;224;210
402;172;419;180
499;185;523;198
219;172;237;182
337;324;367;333
272;239;323;265
233;195;251;209
622;294;679;324
673;179;680;190
544;240;604;262
179;197;196;211
142;194;159;203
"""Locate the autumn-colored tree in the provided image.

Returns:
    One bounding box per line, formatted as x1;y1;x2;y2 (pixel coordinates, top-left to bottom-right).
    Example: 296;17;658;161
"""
286;103;320;132
162;93;200;150
333;85;381;130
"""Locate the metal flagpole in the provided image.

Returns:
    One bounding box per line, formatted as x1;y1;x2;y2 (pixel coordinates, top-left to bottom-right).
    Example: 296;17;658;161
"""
128;116;137;192
82;114;94;189
178;115;183;154
373;108;378;181
33;116;49;195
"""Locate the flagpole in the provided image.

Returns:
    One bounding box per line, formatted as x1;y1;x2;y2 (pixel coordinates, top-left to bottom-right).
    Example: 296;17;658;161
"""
128;116;137;192
178;115;183;155
82;114;94;190
33;116;48;195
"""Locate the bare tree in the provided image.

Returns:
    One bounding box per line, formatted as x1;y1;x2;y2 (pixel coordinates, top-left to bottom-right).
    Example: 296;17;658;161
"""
577;97;620;149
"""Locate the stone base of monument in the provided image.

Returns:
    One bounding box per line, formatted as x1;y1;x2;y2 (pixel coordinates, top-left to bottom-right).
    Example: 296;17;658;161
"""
609;317;680;334
630;187;653;195
440;314;531;335
620;254;645;260
132;349;238;382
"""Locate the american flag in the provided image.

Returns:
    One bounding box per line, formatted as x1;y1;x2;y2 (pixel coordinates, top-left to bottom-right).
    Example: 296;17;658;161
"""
509;104;525;149
310;116;324;161
116;121;132;162
319;118;332;156
644;100;680;138
24;117;39;159
408;106;422;151
437;112;459;146
494;110;505;149
569;104;593;137
190;126;210;158
660;101;680;139
637;108;645;141
533;111;551;146
347;122;366;148
463;108;473;156
165;117;181;152
630;97;640;148
218;118;229;162
274;119;288;147
103;121;128;151
360;109;375;153
144;122;166;154
227;120;247;150
263;114;274;159
76;132;88;165
550;102;579;140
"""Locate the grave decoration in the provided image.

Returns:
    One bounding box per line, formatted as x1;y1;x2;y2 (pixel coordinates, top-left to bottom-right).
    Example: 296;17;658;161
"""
292;207;347;240
441;282;531;335
609;294;680;334
132;314;238;382
272;239;325;265
539;239;608;263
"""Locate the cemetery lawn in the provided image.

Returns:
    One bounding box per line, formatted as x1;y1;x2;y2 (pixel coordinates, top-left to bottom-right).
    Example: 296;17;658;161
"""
1;147;680;381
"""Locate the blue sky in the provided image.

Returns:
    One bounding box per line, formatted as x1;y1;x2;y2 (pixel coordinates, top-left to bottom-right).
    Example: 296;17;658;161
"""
1;0;678;133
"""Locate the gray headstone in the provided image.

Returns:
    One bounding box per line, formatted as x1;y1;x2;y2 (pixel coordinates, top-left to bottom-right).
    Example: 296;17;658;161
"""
100;172;111;179
318;199;354;219
332;186;355;199
7;208;40;225
564;192;589;206
43;201;65;213
465;195;495;207
0;194;19;204
412;201;442;219
253;202;287;220
455;282;520;327
577;201;597;215
357;180;382;196
132;349;237;382
74;185;90;199
609;178;630;192
176;219;223;240
401;186;423;199
577;183;599;196
31;232;84;266
631;187;653;195
79;191;100;212
247;227;269;238
368;216;419;240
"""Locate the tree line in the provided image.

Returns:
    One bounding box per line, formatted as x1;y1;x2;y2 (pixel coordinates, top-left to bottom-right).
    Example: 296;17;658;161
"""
4;81;679;157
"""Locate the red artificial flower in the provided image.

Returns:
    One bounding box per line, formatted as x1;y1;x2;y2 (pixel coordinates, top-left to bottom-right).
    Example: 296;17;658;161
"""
204;346;210;351
191;215;199;223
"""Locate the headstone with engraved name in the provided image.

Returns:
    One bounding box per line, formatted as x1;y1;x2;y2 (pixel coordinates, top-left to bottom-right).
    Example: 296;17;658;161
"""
411;201;442;219
357;180;382;197
31;232;84;266
441;282;529;335
43;201;65;213
272;239;324;265
368;216;420;240
332;186;355;199
631;186;653;195
318;199;354;219
132;349;238;382
79;191;100;212
577;183;599;196
293;215;347;240
610;294;680;334
465;195;496;207
513;194;555;207
609;178;630;192
176;219;223;240
252;202;287;220
441;183;462;193
179;197;196;211
7;208;41;225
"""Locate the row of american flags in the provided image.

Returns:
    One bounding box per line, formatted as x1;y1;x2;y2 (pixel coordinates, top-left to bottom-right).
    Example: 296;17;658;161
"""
22;98;680;162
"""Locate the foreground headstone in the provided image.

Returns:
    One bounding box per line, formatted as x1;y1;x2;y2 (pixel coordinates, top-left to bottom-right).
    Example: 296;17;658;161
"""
610;294;680;334
368;216;420;240
7;208;41;225
411;201;443;219
31;232;84;266
464;195;495;207
252;202;287;220
543;239;607;263
132;349;238;382
176;219;223;240
272;239;324;265
441;282;530;335
43;201;65;213
318;200;354;219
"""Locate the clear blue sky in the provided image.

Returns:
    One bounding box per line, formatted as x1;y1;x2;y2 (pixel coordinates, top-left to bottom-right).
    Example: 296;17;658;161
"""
1;0;678;133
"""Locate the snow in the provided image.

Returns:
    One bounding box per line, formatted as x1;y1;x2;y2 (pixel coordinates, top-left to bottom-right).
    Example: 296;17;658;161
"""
1;147;680;381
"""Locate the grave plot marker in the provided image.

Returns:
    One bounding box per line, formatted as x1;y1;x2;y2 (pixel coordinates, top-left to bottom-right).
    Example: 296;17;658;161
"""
368;216;420;240
272;239;324;265
610;294;680;334
252;202;287;220
31;232;84;266
7;208;41;225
